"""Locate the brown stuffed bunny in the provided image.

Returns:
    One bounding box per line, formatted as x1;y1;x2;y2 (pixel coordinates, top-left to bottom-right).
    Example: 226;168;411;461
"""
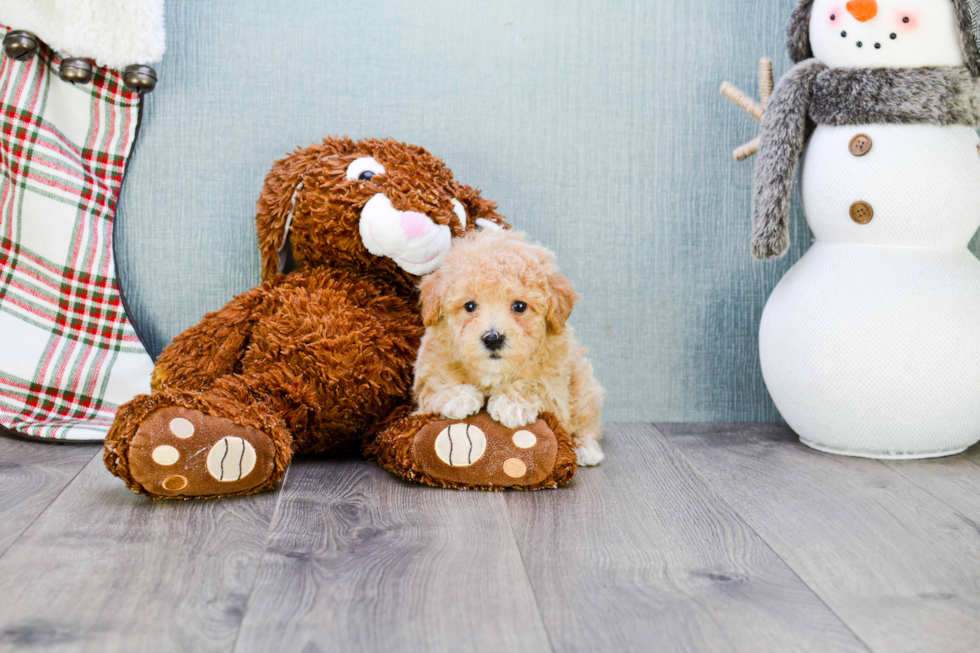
104;137;577;499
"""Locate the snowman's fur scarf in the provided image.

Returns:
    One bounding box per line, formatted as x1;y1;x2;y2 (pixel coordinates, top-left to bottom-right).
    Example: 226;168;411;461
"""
752;60;822;259
753;62;980;259
786;0;980;76
810;66;980;125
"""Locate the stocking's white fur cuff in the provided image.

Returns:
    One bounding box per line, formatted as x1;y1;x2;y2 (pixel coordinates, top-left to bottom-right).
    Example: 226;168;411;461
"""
0;0;165;69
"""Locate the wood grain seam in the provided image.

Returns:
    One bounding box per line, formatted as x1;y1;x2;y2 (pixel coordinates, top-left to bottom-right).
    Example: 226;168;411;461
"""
877;460;980;525
229;465;291;653
650;424;876;653
502;493;558;653
0;446;100;562
642;423;749;653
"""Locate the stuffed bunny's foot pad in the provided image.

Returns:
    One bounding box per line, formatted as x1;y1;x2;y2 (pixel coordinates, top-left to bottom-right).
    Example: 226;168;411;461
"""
127;407;278;498
412;412;560;488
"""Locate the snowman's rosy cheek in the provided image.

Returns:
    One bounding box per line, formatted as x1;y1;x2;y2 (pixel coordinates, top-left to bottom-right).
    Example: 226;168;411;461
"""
827;6;843;24
895;11;918;31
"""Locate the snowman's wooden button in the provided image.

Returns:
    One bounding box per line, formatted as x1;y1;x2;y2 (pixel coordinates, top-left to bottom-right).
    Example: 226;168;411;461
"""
850;201;874;224
849;134;872;157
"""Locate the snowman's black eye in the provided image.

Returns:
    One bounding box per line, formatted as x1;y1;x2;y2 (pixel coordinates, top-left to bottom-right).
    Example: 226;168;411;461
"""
512;301;528;314
358;171;375;181
465;301;478;313
830;14;836;20
903;16;910;23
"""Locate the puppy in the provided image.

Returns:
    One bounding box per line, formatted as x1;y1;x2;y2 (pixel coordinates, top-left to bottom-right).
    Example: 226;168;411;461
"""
413;230;605;465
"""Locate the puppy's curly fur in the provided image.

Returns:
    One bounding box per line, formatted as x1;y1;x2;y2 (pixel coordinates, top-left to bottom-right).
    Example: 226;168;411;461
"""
413;230;605;465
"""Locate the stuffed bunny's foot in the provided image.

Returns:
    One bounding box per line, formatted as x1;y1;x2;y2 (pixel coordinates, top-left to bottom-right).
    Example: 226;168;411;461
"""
122;406;282;499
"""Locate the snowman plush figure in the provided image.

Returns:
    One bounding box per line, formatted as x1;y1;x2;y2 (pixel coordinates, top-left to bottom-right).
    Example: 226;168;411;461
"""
745;0;980;458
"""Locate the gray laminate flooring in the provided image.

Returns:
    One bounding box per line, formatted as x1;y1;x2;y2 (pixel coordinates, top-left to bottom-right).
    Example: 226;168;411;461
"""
1;424;978;653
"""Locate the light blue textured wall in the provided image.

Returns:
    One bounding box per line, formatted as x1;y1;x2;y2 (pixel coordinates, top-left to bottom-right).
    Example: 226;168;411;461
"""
116;0;817;423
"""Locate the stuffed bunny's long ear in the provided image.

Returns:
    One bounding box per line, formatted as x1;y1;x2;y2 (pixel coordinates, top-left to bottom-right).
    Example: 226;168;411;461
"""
255;137;354;280
453;181;510;231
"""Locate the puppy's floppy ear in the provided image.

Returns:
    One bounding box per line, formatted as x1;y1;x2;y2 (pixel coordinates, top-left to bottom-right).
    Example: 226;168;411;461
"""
255;136;355;280
546;269;578;333
419;266;446;327
452;181;511;230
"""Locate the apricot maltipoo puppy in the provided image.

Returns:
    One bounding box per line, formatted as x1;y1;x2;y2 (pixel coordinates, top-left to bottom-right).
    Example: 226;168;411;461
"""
414;230;605;465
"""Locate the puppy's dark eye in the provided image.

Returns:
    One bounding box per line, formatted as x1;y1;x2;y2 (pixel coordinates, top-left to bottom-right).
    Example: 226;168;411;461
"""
464;301;478;313
358;171;375;181
512;301;528;314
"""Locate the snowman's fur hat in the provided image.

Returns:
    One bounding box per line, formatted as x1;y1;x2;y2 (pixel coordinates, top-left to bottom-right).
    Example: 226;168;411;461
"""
787;0;980;76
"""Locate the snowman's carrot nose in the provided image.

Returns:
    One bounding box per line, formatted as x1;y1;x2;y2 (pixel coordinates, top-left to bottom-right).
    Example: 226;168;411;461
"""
846;0;878;22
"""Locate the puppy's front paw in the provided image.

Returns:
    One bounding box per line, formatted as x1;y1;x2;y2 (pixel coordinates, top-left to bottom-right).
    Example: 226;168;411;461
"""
575;441;605;467
439;385;485;420
487;394;538;429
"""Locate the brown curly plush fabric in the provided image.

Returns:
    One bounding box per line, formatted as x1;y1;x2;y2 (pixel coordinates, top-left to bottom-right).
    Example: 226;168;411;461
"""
104;388;293;499
104;137;520;498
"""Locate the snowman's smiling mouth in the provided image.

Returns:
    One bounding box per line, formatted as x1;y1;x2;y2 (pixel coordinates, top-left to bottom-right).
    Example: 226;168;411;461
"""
838;26;897;50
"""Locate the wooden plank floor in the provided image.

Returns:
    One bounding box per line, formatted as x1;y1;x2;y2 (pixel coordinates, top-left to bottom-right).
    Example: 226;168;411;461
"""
0;423;978;652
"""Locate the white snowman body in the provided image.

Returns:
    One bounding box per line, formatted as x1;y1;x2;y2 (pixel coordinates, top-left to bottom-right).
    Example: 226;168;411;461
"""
759;0;980;457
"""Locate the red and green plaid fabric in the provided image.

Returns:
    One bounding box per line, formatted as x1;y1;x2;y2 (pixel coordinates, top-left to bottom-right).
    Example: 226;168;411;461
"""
0;26;153;442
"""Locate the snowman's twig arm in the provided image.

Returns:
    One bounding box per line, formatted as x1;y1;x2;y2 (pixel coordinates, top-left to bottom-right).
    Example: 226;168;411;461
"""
752;59;824;260
721;58;775;161
720;82;765;121
759;58;773;108
734;137;760;162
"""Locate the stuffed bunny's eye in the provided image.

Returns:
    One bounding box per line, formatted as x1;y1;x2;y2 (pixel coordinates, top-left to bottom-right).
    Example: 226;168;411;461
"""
451;198;467;227
346;157;386;182
465;301;478;313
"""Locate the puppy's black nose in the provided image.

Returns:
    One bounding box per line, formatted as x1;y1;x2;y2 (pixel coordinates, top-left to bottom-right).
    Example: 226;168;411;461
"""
482;330;506;352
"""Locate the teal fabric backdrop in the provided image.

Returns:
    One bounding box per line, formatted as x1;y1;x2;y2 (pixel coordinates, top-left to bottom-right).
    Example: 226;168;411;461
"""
114;0;925;423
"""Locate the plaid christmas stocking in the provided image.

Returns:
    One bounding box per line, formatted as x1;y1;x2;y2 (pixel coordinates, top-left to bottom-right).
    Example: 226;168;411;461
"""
0;25;154;442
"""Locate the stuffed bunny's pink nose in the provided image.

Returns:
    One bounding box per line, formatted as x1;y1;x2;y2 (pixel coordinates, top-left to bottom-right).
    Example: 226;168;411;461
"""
400;212;433;240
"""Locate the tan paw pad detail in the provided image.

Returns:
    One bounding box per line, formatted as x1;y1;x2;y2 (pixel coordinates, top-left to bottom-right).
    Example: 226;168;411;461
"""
206;436;257;482
434;424;487;467
169;417;195;439
512;430;537;449
162;475;188;491
152;445;180;466
503;458;527;478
